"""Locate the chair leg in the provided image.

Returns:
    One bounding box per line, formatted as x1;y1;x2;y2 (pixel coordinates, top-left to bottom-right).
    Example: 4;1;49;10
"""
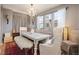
37;42;40;55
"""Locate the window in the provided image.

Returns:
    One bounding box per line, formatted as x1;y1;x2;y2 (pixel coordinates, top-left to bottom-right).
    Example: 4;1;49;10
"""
37;16;43;29
36;8;66;30
53;8;66;28
44;14;52;28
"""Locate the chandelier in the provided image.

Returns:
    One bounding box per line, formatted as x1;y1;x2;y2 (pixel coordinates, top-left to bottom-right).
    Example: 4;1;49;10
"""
27;4;36;17
27;4;36;29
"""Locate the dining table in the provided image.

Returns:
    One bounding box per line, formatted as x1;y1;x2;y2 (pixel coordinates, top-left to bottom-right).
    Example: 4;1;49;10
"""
21;32;51;55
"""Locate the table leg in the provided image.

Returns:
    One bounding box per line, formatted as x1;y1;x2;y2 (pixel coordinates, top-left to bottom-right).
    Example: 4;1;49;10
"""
34;40;38;55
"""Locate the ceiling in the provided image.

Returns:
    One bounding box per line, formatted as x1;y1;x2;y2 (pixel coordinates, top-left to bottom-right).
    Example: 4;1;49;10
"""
2;4;60;15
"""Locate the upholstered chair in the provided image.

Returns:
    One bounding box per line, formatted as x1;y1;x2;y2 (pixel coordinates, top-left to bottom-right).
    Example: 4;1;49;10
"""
4;32;13;43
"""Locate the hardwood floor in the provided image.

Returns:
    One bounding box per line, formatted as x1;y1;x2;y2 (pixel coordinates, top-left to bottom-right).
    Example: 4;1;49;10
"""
0;43;4;55
0;41;34;55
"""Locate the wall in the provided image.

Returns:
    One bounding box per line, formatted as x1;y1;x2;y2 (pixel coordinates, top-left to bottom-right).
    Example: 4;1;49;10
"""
2;8;13;33
0;5;2;43
65;5;79;44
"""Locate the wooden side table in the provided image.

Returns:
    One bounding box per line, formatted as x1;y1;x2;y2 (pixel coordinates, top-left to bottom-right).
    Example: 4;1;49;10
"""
12;33;20;39
61;41;79;55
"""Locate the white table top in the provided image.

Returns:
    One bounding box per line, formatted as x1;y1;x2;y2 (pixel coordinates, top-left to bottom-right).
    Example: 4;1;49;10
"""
22;32;51;41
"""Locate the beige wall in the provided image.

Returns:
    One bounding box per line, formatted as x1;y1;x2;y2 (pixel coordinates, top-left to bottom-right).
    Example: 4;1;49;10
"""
65;5;79;44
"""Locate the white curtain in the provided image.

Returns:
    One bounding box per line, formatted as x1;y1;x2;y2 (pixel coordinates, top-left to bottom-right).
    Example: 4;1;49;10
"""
13;13;28;33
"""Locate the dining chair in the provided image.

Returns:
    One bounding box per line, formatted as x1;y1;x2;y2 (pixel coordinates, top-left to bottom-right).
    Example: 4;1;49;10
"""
20;27;27;35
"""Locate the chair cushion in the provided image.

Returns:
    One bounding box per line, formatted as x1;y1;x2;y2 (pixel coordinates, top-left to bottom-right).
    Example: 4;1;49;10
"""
4;32;13;43
5;33;11;37
4;37;13;43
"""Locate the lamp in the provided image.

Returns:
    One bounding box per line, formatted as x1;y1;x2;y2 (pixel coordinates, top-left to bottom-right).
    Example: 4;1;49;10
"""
63;26;69;40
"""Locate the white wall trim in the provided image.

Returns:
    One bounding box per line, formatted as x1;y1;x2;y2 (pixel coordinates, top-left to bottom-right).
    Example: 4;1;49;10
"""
2;5;28;15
